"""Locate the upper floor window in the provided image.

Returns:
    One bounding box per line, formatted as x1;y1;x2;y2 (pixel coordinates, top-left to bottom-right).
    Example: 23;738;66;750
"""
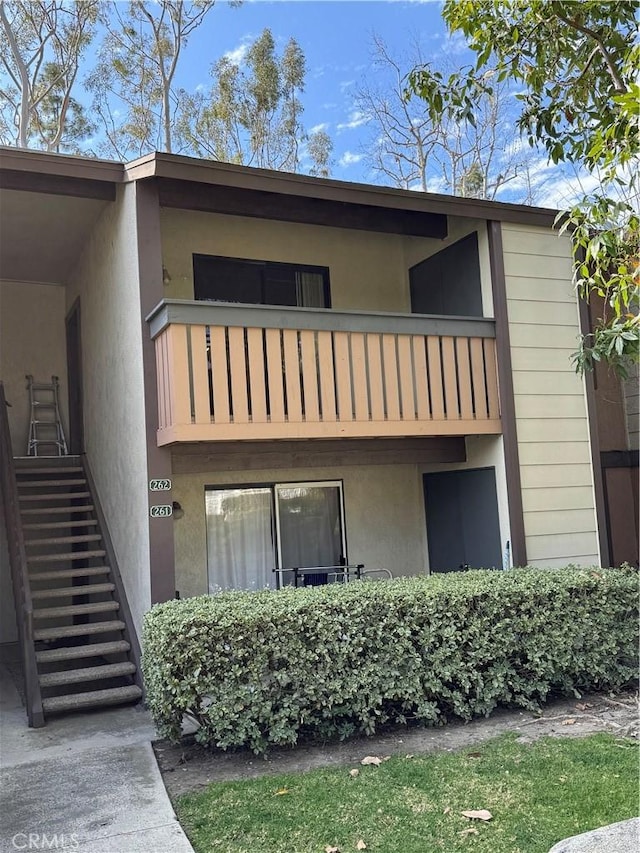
193;254;331;308
409;232;483;318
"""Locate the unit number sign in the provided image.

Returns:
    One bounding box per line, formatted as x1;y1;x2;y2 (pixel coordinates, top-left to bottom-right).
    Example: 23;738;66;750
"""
150;504;173;518
149;479;172;491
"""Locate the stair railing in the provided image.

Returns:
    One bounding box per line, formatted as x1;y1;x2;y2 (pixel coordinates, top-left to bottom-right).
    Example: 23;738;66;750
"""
0;381;44;727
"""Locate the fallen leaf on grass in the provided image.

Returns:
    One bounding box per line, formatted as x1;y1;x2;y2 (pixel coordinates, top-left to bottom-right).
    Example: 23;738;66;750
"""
461;809;493;821
443;806;452;815
459;827;479;836
361;756;382;766
356;841;367;850
349;769;360;778
405;753;414;759
274;788;289;795
466;751;482;759
325;846;340;853
561;718;576;726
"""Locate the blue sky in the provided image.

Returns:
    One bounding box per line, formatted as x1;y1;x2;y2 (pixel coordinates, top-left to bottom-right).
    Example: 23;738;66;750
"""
83;0;596;209
172;0;459;181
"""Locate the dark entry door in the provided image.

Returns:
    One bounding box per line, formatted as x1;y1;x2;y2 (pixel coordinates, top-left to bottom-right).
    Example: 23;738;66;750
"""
65;300;84;454
423;468;502;572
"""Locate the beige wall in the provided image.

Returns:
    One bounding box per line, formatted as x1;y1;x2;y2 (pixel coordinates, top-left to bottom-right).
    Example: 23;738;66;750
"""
172;461;427;598
160;209;493;317
0;281;69;454
65;184;151;633
502;223;600;567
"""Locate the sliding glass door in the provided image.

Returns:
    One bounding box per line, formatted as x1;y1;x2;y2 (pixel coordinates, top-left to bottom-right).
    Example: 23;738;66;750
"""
206;481;346;592
275;482;345;573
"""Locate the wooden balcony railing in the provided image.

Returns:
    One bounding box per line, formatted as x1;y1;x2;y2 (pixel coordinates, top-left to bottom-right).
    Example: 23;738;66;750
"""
147;301;501;445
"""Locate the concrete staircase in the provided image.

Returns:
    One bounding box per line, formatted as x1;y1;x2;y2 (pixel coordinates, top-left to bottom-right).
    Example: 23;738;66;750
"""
15;456;142;717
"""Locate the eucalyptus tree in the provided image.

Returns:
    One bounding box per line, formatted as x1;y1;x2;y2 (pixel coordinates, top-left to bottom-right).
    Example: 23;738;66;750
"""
89;0;227;159
179;28;333;175
0;0;99;150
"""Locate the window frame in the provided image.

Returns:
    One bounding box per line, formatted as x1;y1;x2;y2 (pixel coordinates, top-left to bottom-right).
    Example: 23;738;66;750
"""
193;253;332;308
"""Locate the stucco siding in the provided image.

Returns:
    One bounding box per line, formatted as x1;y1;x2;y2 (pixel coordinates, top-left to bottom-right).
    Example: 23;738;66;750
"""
172;462;427;599
502;222;600;567
159;209;494;317
65;184;151;633
0;281;69;454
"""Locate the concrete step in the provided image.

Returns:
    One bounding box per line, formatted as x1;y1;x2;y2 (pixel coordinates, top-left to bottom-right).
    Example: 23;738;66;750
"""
23;520;98;531
26;534;102;547
18;479;87;488
14;456;82;468
42;685;142;714
39;662;136;688
28;549;106;563
19;492;91;502
21;505;94;515
34;620;126;641
33;601;119;619
15;467;84;475
31;583;115;600
30;567;110;582
36;640;131;663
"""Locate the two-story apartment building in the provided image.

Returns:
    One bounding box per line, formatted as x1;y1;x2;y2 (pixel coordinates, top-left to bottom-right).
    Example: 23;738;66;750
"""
1;148;637;726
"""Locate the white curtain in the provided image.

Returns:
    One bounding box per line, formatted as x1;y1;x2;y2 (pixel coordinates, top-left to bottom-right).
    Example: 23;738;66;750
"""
295;271;325;307
276;486;342;569
206;488;276;592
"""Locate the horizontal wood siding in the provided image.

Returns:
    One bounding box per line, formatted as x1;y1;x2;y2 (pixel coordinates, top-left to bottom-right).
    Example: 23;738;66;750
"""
502;223;599;567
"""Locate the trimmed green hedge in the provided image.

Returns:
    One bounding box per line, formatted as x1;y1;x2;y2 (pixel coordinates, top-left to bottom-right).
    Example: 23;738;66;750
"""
142;567;638;754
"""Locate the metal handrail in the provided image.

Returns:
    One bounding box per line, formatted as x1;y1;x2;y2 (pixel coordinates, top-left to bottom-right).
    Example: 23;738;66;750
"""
0;382;44;727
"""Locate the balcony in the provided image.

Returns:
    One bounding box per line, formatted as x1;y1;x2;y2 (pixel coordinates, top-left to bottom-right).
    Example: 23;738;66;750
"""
147;300;501;446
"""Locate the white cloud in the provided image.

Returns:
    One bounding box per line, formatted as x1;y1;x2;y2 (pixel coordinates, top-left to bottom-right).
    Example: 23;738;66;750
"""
309;123;330;134
339;151;364;167
339;80;355;93
224;39;250;66
337;110;368;131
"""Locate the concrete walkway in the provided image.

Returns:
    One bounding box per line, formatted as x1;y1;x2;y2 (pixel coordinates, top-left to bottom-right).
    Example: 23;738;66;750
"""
0;657;194;853
548;817;640;852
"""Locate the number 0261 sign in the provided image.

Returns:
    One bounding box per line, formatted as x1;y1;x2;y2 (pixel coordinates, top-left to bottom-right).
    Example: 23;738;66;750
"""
150;504;172;518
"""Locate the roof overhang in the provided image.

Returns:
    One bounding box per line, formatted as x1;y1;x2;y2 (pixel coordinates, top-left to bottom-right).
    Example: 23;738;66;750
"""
126;151;560;230
0;147;122;201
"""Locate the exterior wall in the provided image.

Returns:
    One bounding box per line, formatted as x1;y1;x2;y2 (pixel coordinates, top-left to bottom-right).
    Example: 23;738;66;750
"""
0;281;69;454
420;435;511;570
172;461;427;599
65;184;151;633
502;223;600;567
161;208;411;312
623;364;639;451
161;209;495;315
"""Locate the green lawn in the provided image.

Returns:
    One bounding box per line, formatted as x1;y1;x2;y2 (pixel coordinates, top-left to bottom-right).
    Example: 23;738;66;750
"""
176;733;638;853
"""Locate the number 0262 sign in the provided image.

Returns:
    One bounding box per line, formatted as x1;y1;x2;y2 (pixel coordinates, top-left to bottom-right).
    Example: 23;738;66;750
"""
150;504;172;518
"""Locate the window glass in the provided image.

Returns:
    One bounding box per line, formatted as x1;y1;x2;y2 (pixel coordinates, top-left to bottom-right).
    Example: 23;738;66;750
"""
193;254;330;308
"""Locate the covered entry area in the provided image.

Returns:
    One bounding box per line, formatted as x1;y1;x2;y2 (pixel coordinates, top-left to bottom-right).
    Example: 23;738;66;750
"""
423;468;503;571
